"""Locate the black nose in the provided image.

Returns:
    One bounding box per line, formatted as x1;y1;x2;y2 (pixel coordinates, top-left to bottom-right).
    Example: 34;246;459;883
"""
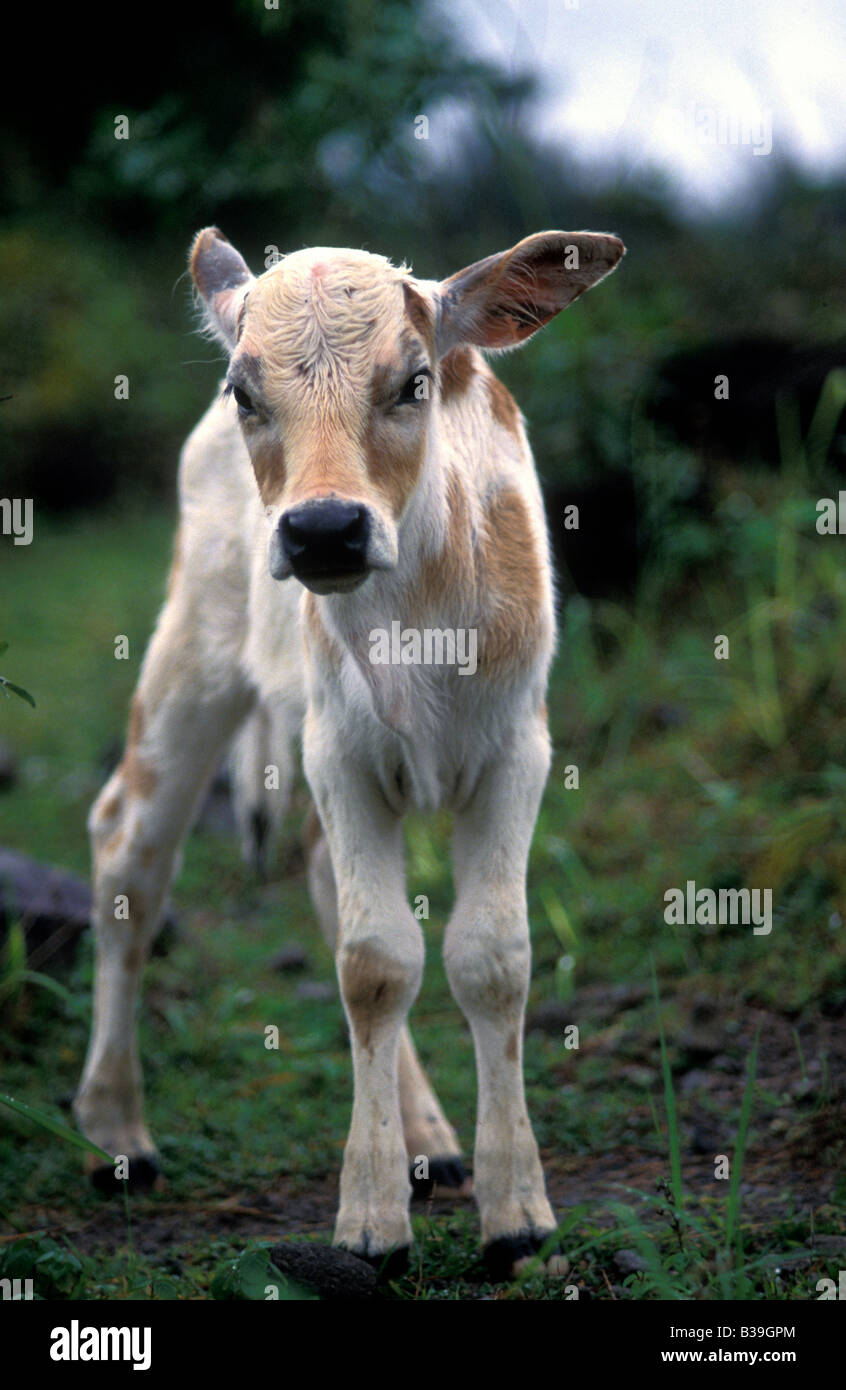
280;499;369;579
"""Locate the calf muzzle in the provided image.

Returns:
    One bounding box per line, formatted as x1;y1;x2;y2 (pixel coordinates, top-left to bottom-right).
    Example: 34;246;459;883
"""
277;499;370;590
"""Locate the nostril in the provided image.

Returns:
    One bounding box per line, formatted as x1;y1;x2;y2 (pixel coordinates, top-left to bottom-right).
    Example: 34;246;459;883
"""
280;513;307;556
338;506;367;549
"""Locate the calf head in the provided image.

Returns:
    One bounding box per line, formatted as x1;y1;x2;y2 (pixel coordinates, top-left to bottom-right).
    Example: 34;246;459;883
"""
191;226;624;594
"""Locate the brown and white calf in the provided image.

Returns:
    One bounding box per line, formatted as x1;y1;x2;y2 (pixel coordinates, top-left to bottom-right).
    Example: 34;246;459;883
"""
74;226;624;1279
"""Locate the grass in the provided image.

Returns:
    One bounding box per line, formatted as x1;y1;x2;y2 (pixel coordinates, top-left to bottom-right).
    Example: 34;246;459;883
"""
1;462;845;1299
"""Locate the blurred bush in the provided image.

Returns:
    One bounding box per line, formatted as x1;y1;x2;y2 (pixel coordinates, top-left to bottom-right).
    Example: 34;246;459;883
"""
0;228;211;506
2;1;846;598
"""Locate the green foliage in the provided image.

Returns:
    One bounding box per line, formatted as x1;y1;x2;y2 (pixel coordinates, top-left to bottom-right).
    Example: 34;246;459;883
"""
0;1237;85;1300
5;3;846;528
0;1094;111;1164
209;1246;316;1301
593;1031;763;1301
653;971;684;1212
0;1;531;506
0;230;214;506
0;642;35;708
71;2;519;244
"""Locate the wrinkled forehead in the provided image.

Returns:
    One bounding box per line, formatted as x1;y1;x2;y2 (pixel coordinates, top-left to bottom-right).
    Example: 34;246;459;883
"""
233;248;434;410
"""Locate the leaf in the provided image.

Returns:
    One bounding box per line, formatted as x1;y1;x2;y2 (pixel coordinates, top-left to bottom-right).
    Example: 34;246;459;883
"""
150;1276;181;1300
0;677;36;708
210;1247;316;1301
0;1093;113;1162
725;1031;759;1252
0;968;84;1012
34;1247;85;1298
652;966;683;1212
1;919;27;979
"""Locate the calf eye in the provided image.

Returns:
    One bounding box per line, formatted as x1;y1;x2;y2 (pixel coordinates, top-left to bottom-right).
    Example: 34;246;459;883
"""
394;369;431;407
233;385;255;415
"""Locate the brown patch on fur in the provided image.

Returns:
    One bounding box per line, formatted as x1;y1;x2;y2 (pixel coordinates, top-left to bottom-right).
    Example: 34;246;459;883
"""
287;422;369;510
232;347;264;386
369;355;426;410
365;428;426;518
477;488;546;677
303;592;343;671
486;373;521;439
128;891;146;925
339;939;413;1052
118;696;158;799
122;749;158;799
402;282;435;354
128;695;144;747
302;800;324;859
99;792;123;822
140;845;159;869
538;700;548;722
438;346;477;403
123;945;142;974
369;361;399;407
398;327;428;370
101;829;124;858
506;1031;519;1062
416;470;475;614
251;439;287;508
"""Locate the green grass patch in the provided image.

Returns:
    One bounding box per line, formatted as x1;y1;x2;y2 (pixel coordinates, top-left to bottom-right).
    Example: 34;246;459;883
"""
1;479;845;1299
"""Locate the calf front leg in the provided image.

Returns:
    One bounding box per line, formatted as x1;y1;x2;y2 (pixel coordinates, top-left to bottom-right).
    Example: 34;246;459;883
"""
444;719;567;1280
304;727;423;1265
304;804;468;1195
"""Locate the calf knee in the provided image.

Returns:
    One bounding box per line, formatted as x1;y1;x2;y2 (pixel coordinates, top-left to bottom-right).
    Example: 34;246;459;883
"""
89;773;125;843
89;776;135;883
338;932;423;1051
88;777;169;941
444;918;530;1021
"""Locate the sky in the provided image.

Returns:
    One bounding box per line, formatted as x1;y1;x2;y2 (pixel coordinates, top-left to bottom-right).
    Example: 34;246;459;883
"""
432;0;846;209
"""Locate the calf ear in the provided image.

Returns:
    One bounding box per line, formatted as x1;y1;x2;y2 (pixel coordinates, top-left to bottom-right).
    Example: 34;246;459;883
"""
190;227;255;348
436;231;625;353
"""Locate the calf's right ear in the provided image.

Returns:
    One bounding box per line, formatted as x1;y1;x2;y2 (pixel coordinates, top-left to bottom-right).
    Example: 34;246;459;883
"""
190;227;255;348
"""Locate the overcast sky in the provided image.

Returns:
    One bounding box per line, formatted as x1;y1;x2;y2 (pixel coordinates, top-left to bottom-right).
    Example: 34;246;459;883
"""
432;0;846;208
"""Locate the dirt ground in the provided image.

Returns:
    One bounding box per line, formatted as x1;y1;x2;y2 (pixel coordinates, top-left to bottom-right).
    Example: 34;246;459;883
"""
12;999;843;1278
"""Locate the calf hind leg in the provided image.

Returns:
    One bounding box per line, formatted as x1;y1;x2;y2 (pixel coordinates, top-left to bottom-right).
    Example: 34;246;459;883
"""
230;696;297;879
74;598;254;1190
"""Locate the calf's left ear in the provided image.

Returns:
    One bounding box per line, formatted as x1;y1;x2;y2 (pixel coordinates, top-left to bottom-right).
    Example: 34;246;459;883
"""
436;230;625;354
190;226;255;348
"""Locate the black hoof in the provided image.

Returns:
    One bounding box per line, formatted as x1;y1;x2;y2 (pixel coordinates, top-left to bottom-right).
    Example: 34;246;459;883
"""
410;1155;469;1200
483;1229;561;1282
89;1154;161;1194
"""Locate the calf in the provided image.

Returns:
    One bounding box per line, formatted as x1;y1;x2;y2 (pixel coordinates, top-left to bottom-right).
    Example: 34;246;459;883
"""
74;226;624;1279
